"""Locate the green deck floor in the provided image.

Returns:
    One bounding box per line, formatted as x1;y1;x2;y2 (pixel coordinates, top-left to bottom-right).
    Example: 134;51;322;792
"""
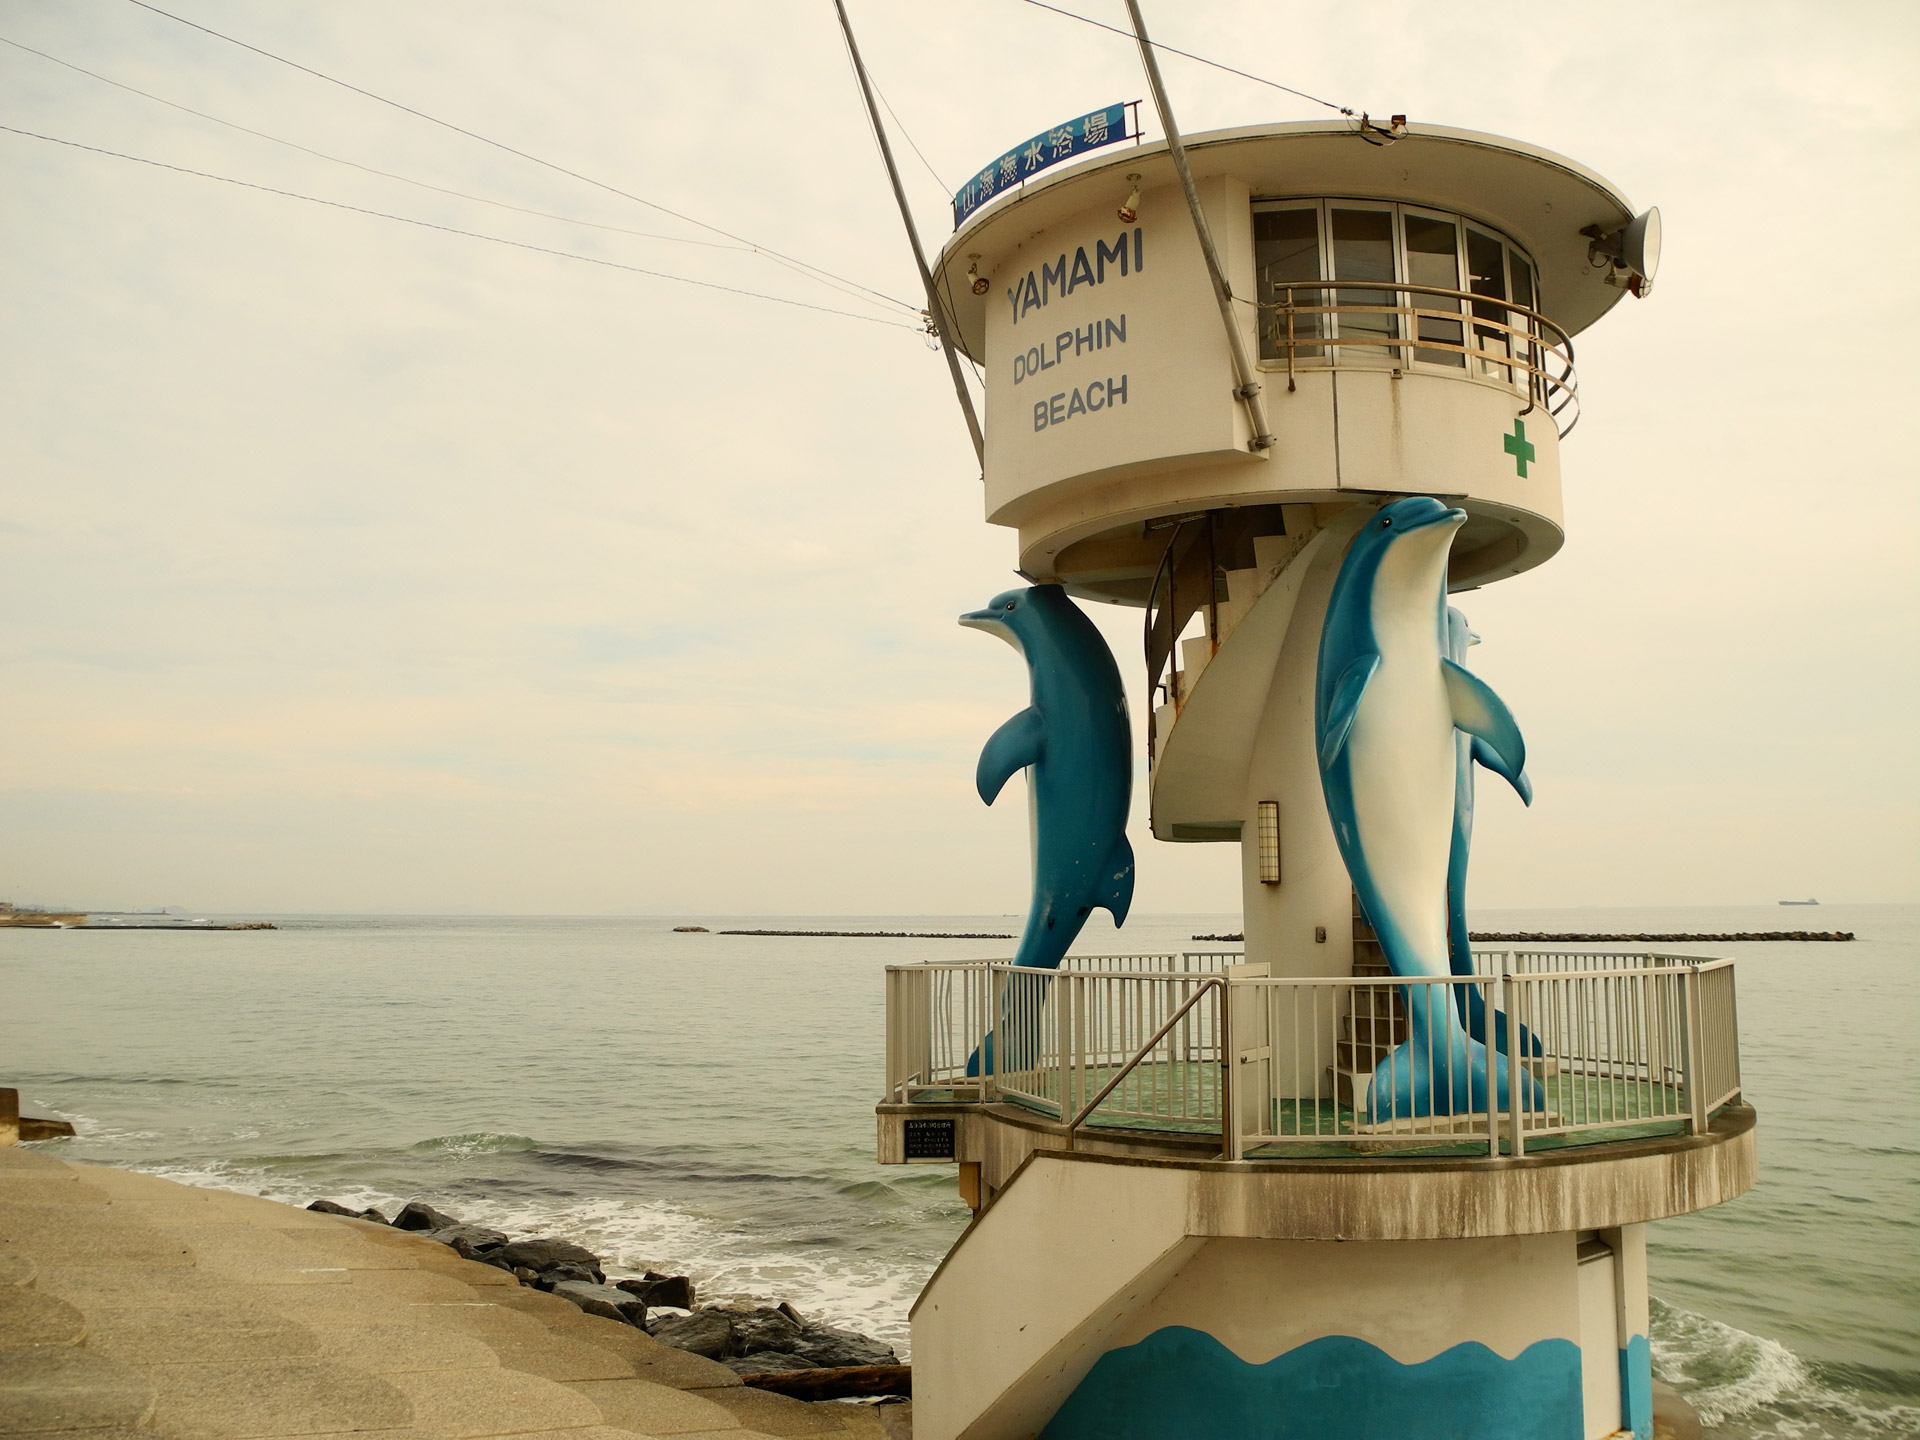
909;1065;1695;1158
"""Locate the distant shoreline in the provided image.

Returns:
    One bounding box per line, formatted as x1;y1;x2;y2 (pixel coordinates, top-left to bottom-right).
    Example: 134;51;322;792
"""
713;929;1015;940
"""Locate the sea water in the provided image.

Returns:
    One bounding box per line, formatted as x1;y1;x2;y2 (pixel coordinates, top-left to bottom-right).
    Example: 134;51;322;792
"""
2;904;1913;1438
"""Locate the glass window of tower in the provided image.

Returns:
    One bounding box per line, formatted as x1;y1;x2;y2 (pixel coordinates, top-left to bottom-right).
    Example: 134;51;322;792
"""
1254;208;1323;361
1467;227;1512;380
1329;207;1398;356
1249;199;1540;394
1403;211;1464;366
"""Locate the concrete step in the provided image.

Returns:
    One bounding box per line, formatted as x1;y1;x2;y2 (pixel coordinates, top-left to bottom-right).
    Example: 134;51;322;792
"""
1335;1038;1398;1073
1180;635;1214;691
1342;1013;1409;1045
1331;1067;1374;1112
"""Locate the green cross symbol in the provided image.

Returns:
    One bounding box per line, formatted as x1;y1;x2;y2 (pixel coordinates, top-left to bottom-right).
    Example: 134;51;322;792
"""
1503;418;1537;478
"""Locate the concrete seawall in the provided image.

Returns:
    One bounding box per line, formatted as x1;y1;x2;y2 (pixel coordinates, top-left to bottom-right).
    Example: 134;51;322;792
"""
0;1145;900;1438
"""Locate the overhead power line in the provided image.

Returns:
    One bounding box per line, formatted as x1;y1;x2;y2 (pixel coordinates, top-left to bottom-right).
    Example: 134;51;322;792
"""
121;0;919;316
1019;0;1356;117
0;34;750;255
868;72;950;197
0;124;920;330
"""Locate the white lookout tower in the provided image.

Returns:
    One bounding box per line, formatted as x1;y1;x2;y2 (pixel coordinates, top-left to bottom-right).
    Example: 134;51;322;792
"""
873;118;1749;1440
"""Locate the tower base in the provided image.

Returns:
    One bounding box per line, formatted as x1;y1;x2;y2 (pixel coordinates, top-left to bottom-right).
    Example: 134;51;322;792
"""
905;1110;1754;1440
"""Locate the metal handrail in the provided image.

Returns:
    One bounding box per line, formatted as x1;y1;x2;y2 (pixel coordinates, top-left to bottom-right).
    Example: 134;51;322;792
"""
1250;278;1581;438
1143;514;1217;768
884;953;1740;1157
1250;278;1577;351
1063;975;1226;1146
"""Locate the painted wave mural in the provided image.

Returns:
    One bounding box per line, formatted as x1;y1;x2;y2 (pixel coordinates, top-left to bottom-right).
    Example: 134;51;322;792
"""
1041;1327;1585;1440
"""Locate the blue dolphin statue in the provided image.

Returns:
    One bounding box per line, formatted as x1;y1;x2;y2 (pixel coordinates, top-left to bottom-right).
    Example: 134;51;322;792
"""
1315;497;1537;1121
961;585;1135;1072
1445;606;1540;1059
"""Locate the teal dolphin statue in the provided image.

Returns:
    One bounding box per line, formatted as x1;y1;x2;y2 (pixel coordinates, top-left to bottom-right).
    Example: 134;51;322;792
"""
1315;497;1536;1120
961;584;1135;964
1445;606;1540;1059
961;585;1134;1072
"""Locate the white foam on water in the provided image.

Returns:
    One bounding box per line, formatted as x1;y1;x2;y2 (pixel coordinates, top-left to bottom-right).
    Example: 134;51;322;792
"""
436;1190;927;1354
45;1111;162;1144
1653;1299;1919;1438
118;1160;927;1354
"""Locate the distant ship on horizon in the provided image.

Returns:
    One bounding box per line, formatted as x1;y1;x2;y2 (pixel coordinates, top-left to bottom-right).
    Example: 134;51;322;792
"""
1778;898;1820;906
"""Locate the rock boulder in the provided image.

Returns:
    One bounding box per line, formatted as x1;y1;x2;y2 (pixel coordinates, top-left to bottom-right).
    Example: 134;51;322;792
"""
392;1201;462;1232
646;1309;733;1359
422;1225;508;1260
489;1238;603;1279
615;1274;695;1310
550;1280;646;1326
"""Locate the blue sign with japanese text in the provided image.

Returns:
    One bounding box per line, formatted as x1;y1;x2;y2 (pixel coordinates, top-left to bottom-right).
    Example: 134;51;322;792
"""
952;103;1131;229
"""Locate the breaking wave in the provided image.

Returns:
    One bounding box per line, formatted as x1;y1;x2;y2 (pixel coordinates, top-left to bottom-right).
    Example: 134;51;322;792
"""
1652;1298;1918;1438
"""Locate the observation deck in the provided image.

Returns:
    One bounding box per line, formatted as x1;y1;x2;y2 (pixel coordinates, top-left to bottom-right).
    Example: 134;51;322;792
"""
875;943;1752;1225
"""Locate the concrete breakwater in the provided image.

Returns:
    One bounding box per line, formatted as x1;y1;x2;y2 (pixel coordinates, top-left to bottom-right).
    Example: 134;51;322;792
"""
306;1195;909;1397
1467;930;1855;943
1191;930;1857;943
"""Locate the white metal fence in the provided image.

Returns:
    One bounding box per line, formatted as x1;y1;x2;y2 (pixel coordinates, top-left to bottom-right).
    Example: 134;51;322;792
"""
883;951;1742;1159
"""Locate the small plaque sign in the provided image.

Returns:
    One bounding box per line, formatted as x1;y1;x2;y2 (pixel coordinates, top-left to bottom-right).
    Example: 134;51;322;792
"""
902;1117;957;1162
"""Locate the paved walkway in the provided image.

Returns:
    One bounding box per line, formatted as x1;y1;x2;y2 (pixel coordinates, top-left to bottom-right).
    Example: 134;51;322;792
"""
0;1146;902;1439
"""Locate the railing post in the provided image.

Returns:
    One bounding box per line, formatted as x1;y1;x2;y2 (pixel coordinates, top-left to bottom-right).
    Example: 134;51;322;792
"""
1058;973;1075;1143
884;967;898;1103
1219;977;1240;1161
1682;962;1707;1135
983;966;1002;1104
1505;972;1525;1158
1488;974;1502;1159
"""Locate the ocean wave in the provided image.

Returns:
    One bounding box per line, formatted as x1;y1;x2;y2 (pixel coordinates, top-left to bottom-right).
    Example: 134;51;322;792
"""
1652;1298;1920;1437
405;1132;537;1158
527;1149;810;1183
31;1112;162;1144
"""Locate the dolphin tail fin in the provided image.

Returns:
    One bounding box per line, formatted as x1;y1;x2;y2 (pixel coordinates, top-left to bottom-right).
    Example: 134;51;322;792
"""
1099;835;1136;928
1443;659;1530;805
976;707;1045;805
1318;653;1380;772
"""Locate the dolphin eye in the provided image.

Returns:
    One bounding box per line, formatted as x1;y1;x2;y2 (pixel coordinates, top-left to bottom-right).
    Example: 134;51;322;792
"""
1380;517;1393;527
1004;601;1016;610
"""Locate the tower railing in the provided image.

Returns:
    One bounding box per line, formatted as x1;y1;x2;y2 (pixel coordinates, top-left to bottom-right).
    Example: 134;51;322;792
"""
1254;279;1581;438
882;952;1742;1160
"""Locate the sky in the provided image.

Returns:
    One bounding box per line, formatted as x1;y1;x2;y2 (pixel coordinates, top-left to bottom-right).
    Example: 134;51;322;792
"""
2;0;1915;915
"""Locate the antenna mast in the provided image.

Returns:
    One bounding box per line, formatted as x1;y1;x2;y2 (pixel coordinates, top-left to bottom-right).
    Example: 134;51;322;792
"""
832;0;986;469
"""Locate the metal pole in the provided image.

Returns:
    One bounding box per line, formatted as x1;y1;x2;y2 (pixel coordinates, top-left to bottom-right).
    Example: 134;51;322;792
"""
831;0;986;468
1121;0;1275;453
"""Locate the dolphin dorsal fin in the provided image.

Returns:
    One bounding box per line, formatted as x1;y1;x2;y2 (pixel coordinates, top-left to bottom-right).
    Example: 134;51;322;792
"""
976;707;1045;805
1318;653;1381;772
1443;659;1531;805
1471;736;1533;806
